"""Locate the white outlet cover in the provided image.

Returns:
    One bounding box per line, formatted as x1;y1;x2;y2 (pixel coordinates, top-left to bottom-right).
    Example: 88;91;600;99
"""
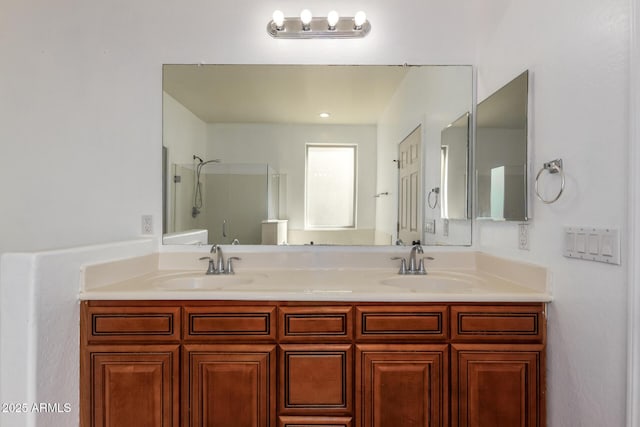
141;215;153;234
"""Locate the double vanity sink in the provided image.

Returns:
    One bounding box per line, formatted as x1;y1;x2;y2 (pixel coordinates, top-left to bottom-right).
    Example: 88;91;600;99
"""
79;249;550;427
79;249;550;302
152;270;478;292
128;268;525;297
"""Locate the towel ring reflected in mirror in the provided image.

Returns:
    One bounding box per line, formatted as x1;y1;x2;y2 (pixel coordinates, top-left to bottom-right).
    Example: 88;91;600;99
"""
535;159;565;204
427;187;440;209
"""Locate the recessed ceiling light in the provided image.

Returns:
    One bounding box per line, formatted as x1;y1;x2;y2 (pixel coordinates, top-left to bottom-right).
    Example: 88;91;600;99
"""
319;112;330;118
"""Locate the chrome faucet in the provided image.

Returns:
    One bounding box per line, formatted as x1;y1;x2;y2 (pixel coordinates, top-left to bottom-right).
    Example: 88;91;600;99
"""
408;243;424;273
211;244;225;273
392;244;432;275
199;244;238;275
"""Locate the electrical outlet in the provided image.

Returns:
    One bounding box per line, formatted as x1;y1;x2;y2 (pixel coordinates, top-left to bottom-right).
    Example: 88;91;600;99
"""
442;219;449;237
141;215;153;234
518;223;529;250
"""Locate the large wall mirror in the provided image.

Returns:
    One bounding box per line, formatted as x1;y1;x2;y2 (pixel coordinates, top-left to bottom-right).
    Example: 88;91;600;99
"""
162;64;472;246
475;70;529;221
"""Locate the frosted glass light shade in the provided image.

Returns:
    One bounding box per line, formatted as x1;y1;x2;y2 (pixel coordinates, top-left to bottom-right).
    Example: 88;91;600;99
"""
354;11;367;28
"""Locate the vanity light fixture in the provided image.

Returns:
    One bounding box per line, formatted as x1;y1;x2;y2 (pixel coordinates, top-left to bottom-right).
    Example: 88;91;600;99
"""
319;112;330;118
267;9;371;39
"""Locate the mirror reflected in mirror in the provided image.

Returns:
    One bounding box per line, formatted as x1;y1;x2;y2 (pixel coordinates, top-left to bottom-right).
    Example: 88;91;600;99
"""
475;70;529;221
440;112;470;220
162;64;473;246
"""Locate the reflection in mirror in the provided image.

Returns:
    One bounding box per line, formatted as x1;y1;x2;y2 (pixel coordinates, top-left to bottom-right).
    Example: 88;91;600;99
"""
440;112;470;220
162;65;472;246
475;71;529;221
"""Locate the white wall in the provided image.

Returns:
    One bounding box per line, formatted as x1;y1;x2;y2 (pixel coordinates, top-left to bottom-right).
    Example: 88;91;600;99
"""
475;0;631;425
0;240;156;427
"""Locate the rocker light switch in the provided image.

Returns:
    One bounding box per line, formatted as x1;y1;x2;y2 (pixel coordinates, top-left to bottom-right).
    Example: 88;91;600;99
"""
588;234;599;254
575;233;586;253
564;227;620;265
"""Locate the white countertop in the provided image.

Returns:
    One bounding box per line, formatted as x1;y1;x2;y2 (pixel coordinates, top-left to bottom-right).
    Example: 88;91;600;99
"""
79;264;552;302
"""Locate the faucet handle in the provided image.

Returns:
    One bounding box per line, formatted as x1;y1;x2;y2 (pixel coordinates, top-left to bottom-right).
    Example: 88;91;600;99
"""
391;257;408;275
199;256;216;274
226;257;241;275
417;256;434;275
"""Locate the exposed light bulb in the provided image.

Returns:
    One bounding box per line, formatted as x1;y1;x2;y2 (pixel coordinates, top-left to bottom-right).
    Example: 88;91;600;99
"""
354;11;367;29
300;9;312;30
327;10;339;29
319;112;330;118
272;10;285;30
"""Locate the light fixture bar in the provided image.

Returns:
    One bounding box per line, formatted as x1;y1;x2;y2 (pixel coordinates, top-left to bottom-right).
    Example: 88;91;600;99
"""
267;15;371;39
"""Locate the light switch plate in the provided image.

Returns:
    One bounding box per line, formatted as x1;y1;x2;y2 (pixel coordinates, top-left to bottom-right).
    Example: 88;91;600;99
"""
425;220;436;234
563;227;620;265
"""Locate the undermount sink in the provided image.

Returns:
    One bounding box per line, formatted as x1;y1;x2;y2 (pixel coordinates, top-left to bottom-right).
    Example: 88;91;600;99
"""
146;269;482;294
152;274;258;291
379;273;478;292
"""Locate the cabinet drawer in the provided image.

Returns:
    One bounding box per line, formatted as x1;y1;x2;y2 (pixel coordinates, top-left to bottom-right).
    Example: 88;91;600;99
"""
184;305;276;341
355;306;448;341
451;305;545;342
278;416;353;427
85;306;181;343
279;306;353;342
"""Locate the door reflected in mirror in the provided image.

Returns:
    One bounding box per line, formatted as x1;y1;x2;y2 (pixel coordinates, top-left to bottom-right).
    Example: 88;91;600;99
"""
475;71;529;221
162;64;473;246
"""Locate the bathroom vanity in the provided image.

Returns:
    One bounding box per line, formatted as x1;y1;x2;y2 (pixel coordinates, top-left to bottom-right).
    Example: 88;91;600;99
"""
79;251;549;427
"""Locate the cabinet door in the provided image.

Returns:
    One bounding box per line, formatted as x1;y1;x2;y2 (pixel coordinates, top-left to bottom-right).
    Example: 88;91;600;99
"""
82;345;179;427
451;344;545;427
279;344;353;415
355;344;448;427
184;344;276;427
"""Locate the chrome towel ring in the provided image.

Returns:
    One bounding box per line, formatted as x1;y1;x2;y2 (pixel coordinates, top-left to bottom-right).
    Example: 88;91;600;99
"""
535;159;565;204
427;187;440;209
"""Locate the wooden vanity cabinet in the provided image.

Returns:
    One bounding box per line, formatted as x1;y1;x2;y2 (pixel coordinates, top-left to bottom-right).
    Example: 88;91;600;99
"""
80;301;546;427
450;305;546;427
80;303;181;427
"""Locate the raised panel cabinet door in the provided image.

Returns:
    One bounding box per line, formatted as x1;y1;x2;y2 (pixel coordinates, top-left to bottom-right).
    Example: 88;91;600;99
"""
279;344;353;415
355;344;448;427
82;345;179;427
184;344;277;427
451;344;545;427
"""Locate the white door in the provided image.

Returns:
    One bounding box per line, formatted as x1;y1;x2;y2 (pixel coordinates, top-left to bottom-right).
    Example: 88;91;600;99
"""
398;126;422;244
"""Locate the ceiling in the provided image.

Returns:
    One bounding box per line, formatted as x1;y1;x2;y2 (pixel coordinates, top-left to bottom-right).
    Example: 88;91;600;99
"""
163;65;411;125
